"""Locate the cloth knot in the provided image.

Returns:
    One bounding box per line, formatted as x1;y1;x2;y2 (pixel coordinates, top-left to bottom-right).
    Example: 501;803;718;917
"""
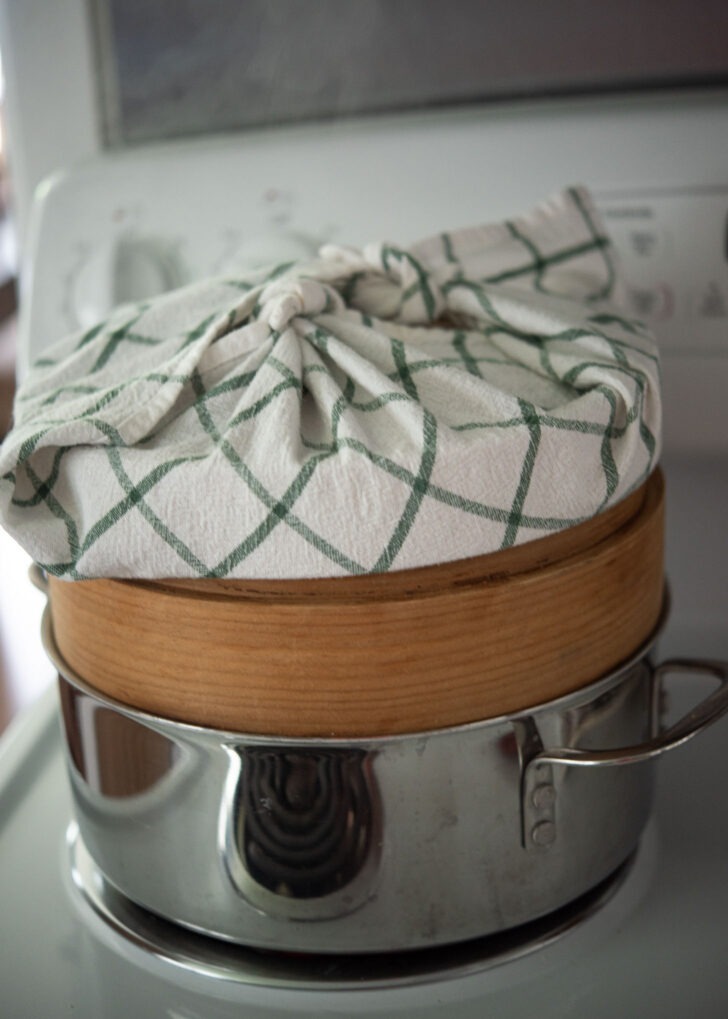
319;242;447;325
258;277;345;331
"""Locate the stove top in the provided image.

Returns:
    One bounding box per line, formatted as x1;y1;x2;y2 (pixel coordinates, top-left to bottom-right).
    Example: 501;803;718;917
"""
66;823;638;991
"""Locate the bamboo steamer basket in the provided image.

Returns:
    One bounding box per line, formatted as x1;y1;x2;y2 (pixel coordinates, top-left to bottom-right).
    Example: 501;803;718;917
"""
47;469;665;739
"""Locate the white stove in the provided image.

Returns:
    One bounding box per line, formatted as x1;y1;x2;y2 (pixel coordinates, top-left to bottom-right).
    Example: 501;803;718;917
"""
2;89;728;1017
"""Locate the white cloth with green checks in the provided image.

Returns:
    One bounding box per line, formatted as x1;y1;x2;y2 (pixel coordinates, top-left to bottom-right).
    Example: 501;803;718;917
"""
0;187;660;580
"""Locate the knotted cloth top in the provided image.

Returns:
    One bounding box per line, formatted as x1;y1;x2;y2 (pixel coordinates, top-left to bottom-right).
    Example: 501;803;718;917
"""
0;187;661;580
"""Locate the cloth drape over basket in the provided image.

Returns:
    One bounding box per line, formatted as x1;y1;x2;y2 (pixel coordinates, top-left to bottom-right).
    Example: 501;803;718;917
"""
0;187;660;581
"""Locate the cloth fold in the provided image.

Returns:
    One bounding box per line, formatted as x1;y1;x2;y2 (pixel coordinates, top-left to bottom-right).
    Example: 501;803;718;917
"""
0;186;661;580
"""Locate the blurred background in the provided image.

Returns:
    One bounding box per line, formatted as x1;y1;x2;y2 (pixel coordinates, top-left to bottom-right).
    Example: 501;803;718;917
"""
0;0;727;731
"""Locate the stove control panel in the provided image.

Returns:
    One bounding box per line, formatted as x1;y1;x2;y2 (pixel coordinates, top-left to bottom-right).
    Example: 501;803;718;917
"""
16;94;728;453
25;176;728;354
32;185;728;360
598;188;728;355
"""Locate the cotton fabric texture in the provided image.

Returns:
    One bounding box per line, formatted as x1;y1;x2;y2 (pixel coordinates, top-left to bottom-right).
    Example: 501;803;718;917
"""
0;188;661;580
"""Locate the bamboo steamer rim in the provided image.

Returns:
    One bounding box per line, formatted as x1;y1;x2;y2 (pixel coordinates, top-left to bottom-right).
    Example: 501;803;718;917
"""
48;469;665;738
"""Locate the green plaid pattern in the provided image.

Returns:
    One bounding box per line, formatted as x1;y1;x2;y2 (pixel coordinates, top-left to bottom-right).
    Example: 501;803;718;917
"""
0;188;660;580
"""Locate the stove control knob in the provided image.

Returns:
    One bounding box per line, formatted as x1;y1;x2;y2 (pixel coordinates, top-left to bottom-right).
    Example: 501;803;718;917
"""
71;235;185;330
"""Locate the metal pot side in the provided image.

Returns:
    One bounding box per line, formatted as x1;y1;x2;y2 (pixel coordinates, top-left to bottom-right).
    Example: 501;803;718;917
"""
46;609;728;954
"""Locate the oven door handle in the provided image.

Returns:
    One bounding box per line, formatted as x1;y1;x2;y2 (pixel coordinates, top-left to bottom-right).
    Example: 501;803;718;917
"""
528;658;728;770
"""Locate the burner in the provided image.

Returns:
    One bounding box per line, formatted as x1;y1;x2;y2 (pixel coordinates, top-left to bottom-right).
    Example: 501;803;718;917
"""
66;823;640;991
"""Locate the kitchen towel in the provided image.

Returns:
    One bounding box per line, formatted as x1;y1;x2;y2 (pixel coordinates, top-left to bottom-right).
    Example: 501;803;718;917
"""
0;187;660;580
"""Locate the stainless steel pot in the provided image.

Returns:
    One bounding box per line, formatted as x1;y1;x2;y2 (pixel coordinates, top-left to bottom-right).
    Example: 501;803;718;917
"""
44;606;728;955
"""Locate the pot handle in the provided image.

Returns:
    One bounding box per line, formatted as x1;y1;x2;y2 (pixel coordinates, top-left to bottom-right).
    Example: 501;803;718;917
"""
520;658;728;850
531;658;728;770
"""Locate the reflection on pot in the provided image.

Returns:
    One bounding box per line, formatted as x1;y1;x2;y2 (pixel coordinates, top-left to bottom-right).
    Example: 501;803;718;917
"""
58;677;180;798
222;746;381;919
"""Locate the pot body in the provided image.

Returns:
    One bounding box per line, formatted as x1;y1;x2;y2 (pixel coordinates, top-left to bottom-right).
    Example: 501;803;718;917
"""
55;634;658;954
